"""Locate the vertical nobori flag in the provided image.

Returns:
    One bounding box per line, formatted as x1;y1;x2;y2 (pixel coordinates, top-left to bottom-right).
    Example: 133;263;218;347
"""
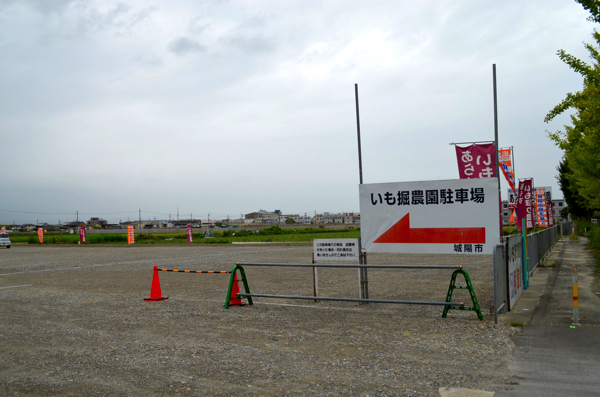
517;179;535;231
498;148;516;195
507;188;518;224
186;225;193;243
37;228;44;243
544;189;555;227
547;200;555;226
127;225;135;245
455;143;497;179
79;227;86;243
535;188;548;227
0;227;5;233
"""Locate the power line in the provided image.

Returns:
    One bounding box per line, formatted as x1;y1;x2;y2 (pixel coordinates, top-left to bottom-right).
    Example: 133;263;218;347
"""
0;209;138;215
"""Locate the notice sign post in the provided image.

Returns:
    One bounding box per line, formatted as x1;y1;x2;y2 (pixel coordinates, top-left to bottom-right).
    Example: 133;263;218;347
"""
79;227;86;244
360;178;500;254
313;239;359;261
313;239;359;300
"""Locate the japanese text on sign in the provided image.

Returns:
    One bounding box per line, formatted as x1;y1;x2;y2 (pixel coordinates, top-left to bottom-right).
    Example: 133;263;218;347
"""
452;244;484;253
455;144;497;179
517;179;534;231
313;239;359;261
370;188;485;206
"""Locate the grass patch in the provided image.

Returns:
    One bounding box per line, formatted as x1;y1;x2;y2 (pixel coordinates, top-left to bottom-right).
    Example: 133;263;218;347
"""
510;322;525;327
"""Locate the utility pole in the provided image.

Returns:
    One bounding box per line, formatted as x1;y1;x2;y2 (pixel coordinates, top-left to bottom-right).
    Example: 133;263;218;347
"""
493;64;502;242
139;209;141;230
355;83;368;301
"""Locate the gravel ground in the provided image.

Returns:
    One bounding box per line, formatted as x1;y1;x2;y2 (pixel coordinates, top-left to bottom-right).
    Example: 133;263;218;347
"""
0;244;518;396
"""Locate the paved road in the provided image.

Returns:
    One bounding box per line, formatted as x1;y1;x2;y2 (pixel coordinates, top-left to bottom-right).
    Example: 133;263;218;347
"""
496;238;600;397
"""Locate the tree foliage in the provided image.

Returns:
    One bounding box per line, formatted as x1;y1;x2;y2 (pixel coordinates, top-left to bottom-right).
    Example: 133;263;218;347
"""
546;1;600;214
577;0;600;23
556;157;593;218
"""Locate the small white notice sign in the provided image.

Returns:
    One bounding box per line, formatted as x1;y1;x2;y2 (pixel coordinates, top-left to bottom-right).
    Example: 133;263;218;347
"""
313;239;359;261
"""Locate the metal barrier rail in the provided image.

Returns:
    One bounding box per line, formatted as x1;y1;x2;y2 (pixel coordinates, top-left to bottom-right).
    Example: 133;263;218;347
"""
225;263;483;320
237;293;464;307
158;269;230;273
235;262;461;270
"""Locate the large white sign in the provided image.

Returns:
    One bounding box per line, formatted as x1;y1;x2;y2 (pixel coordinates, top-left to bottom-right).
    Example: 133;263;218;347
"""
507;236;523;310
313;239;359;261
359;178;500;254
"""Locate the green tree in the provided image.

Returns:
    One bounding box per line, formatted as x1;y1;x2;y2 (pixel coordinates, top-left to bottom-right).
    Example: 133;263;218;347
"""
577;0;600;22
556;157;593;218
546;0;600;213
285;217;296;224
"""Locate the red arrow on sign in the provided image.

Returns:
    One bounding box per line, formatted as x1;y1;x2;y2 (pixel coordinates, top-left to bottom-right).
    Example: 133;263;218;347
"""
374;213;486;244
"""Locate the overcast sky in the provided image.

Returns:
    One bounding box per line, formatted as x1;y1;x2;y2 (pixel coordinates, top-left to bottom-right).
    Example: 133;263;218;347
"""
0;0;595;224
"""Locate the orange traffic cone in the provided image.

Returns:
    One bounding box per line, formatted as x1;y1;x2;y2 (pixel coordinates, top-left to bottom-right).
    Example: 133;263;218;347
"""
227;272;245;307
144;266;168;301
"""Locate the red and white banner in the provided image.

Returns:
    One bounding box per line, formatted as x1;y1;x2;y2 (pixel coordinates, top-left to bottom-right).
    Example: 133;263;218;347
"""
79;227;86;243
547;200;555;227
186;225;193;243
127;225;135;245
517;179;535;231
38;228;44;243
535;188;548;227
455;143;497;179
499;148;516;196
0;227;5;233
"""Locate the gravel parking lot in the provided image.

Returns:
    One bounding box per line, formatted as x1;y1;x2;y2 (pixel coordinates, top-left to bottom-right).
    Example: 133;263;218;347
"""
0;244;517;396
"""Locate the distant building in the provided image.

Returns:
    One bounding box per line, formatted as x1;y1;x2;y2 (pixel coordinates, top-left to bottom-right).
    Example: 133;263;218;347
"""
245;210;282;223
314;212;360;224
552;199;571;223
87;217;108;228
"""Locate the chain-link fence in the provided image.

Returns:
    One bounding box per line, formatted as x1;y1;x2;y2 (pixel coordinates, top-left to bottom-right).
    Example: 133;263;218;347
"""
526;225;559;275
494;225;559;322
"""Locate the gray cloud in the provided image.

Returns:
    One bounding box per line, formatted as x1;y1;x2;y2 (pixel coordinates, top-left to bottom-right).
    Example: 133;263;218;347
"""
167;36;207;56
220;34;275;55
0;0;595;224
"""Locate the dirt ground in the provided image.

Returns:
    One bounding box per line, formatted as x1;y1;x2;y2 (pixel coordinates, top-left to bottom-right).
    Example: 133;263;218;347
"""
0;244;516;396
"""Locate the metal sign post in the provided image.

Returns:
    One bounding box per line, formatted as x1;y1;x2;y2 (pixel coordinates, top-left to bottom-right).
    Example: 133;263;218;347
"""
355;83;368;301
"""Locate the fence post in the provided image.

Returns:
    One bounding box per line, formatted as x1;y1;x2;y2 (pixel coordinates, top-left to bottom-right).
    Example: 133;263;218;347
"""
493;244;507;325
522;218;529;290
